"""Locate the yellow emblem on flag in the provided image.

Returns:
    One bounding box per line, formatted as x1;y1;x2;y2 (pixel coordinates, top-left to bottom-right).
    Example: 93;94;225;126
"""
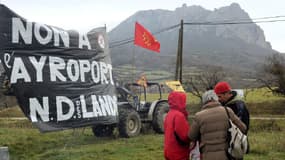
142;32;151;46
165;81;185;92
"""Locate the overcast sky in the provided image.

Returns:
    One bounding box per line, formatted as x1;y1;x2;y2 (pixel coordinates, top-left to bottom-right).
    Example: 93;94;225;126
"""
1;0;285;52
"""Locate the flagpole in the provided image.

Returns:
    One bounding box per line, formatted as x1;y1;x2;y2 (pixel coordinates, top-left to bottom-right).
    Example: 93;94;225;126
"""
175;19;184;83
132;44;136;83
143;51;146;76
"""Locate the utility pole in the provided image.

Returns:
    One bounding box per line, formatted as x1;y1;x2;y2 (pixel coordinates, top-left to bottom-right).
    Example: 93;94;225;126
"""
175;19;184;83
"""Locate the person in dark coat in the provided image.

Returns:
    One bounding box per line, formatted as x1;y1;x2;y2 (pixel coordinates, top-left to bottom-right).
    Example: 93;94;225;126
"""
164;91;190;160
214;81;250;134
214;81;250;160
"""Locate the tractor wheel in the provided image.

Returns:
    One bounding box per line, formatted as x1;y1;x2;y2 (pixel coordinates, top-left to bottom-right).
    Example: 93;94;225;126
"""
92;124;115;137
118;107;141;138
152;101;169;133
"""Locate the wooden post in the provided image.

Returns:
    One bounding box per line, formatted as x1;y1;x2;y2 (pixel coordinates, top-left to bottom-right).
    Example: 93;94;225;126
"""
175;20;184;83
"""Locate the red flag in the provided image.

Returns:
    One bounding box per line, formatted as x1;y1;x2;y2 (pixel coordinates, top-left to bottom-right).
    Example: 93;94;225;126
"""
134;22;160;53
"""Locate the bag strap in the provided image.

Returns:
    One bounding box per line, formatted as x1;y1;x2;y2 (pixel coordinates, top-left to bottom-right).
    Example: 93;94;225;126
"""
224;107;234;130
223;106;234;159
224;106;230;120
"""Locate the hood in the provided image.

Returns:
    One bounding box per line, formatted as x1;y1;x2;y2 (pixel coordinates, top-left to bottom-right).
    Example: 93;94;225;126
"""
168;91;187;117
225;90;243;105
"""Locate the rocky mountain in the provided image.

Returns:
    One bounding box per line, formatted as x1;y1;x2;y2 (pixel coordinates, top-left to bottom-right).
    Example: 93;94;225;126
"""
108;3;278;85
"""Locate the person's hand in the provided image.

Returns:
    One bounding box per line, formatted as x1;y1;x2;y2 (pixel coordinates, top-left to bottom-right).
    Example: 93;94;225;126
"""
189;141;196;151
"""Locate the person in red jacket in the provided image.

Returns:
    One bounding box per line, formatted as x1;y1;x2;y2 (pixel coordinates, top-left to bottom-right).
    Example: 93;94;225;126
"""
164;91;190;160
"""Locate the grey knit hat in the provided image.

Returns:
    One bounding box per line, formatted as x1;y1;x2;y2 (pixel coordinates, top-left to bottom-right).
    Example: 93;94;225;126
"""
202;90;219;104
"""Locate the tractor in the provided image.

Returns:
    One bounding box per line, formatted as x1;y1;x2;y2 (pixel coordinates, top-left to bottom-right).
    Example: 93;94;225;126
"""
92;82;169;138
0;69;170;138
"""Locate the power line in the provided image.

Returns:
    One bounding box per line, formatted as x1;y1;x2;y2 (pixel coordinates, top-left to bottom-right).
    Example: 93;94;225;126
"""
109;38;133;46
109;16;285;48
109;39;133;48
184;19;285;25
152;24;180;35
110;24;180;46
109;24;180;48
200;15;285;23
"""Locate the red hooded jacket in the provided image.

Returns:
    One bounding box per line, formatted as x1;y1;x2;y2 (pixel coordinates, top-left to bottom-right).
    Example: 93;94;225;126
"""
164;91;190;160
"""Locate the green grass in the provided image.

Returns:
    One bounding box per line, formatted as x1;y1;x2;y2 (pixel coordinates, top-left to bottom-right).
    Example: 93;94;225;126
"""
0;106;25;117
244;88;285;103
0;127;164;160
2;87;282;117
1;88;285;159
245;131;285;160
149;93;200;104
247;101;285;116
0;119;284;160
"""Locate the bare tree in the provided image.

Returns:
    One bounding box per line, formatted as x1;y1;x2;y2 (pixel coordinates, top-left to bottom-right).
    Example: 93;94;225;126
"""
258;53;285;95
243;87;256;101
183;66;226;102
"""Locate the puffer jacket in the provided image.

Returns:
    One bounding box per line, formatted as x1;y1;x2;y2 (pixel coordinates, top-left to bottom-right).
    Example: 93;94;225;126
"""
189;101;247;160
164;91;190;160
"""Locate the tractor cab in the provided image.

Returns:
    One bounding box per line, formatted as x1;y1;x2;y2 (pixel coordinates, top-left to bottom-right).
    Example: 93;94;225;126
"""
125;82;163;113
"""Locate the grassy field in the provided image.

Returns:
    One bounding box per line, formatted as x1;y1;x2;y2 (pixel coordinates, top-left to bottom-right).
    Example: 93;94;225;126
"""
0;88;285;160
0;119;284;160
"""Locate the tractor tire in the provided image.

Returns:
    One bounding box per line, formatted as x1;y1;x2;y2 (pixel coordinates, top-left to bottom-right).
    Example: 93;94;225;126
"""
92;124;115;137
152;101;169;133
118;107;142;138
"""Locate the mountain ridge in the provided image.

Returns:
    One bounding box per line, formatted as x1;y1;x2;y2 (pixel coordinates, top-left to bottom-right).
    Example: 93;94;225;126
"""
108;3;278;85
